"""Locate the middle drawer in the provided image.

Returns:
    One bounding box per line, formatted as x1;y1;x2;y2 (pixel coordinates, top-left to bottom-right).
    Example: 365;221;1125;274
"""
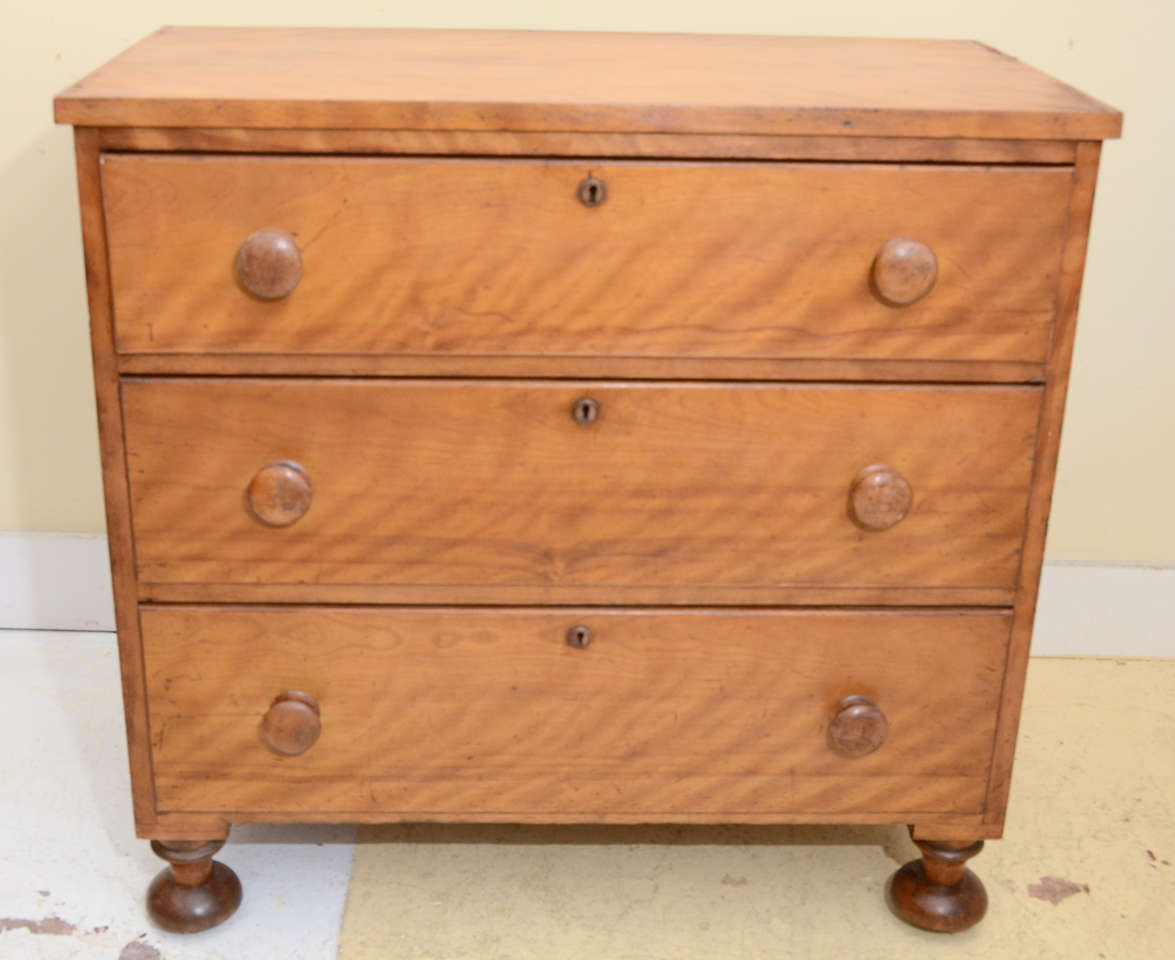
123;379;1038;605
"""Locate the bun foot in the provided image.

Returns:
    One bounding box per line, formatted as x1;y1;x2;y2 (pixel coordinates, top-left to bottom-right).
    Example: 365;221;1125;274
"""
147;838;242;932
887;834;987;933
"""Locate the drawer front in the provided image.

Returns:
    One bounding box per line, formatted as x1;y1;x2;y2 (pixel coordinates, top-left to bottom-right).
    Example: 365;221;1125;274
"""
123;379;1038;602
142;606;1010;817
102;155;1070;363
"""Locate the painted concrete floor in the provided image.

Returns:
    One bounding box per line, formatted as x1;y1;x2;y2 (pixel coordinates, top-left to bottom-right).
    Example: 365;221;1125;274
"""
340;657;1175;960
0;632;355;960
1;632;1172;959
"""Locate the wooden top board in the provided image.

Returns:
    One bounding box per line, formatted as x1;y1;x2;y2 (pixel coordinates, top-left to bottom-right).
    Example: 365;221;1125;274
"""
55;27;1121;139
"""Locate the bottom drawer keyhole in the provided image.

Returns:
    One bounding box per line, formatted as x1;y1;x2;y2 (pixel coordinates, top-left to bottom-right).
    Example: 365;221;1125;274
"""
567;625;593;648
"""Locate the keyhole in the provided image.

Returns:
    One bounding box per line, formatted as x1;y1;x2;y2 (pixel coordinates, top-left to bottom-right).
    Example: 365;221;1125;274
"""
572;397;599;424
567;625;593;649
578;176;606;207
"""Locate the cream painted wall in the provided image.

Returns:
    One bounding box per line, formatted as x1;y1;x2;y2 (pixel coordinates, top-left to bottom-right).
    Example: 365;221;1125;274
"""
1;2;1169;562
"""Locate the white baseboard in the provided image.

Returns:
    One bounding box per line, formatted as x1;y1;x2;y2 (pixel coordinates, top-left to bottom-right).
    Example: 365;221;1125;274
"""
0;533;1171;656
1033;561;1175;657
0;532;115;631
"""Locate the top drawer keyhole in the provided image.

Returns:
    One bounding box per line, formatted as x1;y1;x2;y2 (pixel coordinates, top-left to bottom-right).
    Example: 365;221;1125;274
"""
578;176;606;207
572;397;600;424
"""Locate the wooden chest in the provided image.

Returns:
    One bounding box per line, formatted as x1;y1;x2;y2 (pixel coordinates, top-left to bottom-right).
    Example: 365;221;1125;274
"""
55;27;1121;934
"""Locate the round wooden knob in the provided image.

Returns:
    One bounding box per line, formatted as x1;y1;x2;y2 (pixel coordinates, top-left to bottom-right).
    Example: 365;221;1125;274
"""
848;463;912;531
872;237;937;305
261;691;321;756
246;460;312;527
828;695;888;758
234;229;302;299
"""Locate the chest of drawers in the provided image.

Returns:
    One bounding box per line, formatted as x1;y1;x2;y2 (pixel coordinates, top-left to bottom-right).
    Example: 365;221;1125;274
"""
56;27;1120;935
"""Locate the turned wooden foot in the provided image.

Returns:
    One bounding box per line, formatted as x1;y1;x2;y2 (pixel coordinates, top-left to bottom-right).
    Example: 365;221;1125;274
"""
887;830;988;932
147;838;242;932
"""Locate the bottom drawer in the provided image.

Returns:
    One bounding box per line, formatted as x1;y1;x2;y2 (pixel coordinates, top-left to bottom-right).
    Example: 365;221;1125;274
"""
141;607;1009;818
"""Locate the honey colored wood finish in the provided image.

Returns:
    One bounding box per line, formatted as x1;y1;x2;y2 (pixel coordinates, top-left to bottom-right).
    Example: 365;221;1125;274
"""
55;28;1121;139
121;380;1039;599
984;141;1105;827
58;27;1122;935
70;128;156;829
139;606;1010;817
140;810;1002;840
95;126;1081;165
114;353;1048;384
139;582;1016;608
101;156;1071;363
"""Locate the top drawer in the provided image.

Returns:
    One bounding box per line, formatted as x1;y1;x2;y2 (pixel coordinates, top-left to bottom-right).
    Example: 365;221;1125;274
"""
101;155;1071;363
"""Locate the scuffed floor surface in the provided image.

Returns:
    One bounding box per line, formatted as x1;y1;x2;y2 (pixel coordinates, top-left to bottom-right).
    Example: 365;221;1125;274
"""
340;658;1175;960
0;631;355;960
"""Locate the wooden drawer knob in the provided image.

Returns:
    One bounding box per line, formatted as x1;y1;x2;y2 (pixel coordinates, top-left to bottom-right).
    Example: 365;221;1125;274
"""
848;463;912;531
235;229;302;300
872;237;937;305
246;460;312;527
261;691;321;756
828;695;888;757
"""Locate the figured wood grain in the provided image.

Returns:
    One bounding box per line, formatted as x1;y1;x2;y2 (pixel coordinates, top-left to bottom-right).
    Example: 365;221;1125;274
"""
911;820;1001;844
121;379;1040;598
984;142;1104;827
137;582;1016;608
94;127;1080;164
139;810;1002;840
102;155;1071;363
113;353;1048;383
58;29;1123;930
140;606;1010;817
71;128;157;830
55;28;1122;139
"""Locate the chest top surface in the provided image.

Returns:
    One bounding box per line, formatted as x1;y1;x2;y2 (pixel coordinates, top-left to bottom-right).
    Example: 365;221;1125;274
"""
54;27;1121;140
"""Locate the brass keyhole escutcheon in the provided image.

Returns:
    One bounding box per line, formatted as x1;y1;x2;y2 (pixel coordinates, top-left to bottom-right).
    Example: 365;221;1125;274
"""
577;176;606;207
566;625;593;649
572;397;600;424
